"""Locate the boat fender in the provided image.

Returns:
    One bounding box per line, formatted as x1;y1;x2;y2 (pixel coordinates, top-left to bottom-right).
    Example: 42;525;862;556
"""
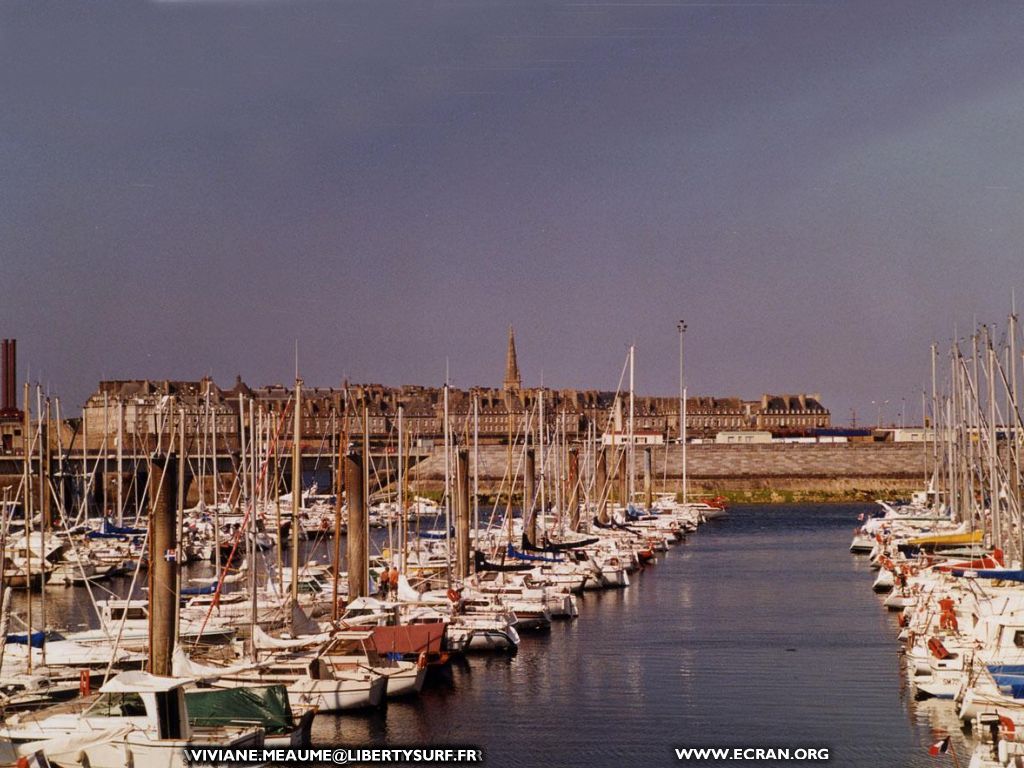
79;669;91;698
417;652;428;670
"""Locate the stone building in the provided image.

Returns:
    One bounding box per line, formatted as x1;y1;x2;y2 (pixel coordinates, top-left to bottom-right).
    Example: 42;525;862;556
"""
76;327;830;447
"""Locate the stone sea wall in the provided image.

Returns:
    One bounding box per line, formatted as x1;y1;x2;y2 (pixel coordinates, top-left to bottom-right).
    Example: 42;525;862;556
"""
407;442;929;503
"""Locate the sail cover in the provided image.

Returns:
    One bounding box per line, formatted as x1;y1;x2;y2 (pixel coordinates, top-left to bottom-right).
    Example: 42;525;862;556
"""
474;551;533;572
171;647;258;680
251;623;328;651
506;545;562;563
952;568;1024;582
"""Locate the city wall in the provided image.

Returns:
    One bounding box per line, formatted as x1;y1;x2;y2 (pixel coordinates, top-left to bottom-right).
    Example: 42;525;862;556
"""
408;442;930;503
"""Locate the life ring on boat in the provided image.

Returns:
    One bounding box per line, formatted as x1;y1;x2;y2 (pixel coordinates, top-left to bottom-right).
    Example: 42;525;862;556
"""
447;588;461;603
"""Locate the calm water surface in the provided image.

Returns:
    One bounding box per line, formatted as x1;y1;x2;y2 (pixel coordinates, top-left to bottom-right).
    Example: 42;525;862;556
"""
317;504;969;767
19;504;970;766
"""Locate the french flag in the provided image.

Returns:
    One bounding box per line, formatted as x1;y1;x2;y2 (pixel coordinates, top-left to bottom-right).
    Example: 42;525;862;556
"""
928;737;950;756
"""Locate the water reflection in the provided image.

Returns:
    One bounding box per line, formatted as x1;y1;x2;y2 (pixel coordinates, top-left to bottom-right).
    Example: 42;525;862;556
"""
9;505;969;766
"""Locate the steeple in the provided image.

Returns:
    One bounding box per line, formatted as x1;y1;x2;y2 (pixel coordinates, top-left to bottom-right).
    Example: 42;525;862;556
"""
503;326;521;392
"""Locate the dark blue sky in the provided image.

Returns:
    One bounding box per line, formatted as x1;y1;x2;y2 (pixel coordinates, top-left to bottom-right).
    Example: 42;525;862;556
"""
2;0;1023;424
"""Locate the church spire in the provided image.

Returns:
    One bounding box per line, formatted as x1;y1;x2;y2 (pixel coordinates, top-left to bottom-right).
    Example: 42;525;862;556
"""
503;326;521;392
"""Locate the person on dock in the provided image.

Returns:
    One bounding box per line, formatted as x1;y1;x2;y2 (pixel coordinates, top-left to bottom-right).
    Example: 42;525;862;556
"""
387;566;400;599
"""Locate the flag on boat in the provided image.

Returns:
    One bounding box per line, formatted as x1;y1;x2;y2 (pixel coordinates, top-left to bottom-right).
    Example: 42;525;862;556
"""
928;737;950;756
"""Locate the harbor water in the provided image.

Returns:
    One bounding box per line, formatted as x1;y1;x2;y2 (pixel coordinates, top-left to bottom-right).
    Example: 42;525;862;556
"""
323;504;965;766
16;504;966;766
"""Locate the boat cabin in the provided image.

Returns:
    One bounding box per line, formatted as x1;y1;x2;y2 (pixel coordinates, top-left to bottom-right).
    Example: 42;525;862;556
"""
84;671;193;740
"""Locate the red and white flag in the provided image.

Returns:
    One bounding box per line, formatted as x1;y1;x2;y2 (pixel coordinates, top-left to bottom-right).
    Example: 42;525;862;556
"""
928;737;950;756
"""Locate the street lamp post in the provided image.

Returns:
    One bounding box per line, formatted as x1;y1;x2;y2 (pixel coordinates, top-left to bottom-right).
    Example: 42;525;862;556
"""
678;320;687;503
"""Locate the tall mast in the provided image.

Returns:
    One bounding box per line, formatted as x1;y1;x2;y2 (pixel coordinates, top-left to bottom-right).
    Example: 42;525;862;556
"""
175;406;186;645
250;400;259;652
117;398;124;526
1010;302;1022;558
987;332;1000;551
443;380;452;584
38;389;48;668
473;395;479;540
678;321;688;504
291;376;302;610
211;388;222;588
930;343;939;496
22;381;31;673
398;404;406;573
622;346;630;507
539;387;546;533
332;406;343;622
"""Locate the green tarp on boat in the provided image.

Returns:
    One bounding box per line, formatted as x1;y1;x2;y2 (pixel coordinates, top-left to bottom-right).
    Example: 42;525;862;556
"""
186;685;292;734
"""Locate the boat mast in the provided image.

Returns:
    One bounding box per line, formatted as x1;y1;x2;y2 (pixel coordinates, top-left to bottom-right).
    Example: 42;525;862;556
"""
291;375;302;617
117;397;124;527
398;404;406;573
22;381;31;673
39;390;49;668
539;387;546;537
211;384;221;592
472;395;479;544
678;321;688;505
1010;301;1023;559
628;344;635;507
930;343;940;500
332;405;342;622
443;379;452;585
250;399;259;655
175;406;186;646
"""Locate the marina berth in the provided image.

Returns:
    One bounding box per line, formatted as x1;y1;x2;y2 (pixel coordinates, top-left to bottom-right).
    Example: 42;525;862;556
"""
850;311;1024;767
0;339;730;766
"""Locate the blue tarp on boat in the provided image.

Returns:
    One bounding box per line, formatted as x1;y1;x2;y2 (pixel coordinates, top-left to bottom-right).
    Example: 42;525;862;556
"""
102;518;146;536
6;631;46;648
181;584;218;596
951;569;1024;582
994;680;1024;699
506;545;562;563
989;665;1024;675
419;529;454;540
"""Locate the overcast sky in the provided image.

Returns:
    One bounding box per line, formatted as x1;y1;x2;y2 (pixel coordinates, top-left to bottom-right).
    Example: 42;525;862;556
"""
2;0;1023;425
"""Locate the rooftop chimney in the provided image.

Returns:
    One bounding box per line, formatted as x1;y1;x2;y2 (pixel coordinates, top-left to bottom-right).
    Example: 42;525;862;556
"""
1;339;17;417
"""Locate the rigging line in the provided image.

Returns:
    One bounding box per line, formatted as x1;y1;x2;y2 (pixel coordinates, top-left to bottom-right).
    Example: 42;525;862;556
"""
190;396;294;650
